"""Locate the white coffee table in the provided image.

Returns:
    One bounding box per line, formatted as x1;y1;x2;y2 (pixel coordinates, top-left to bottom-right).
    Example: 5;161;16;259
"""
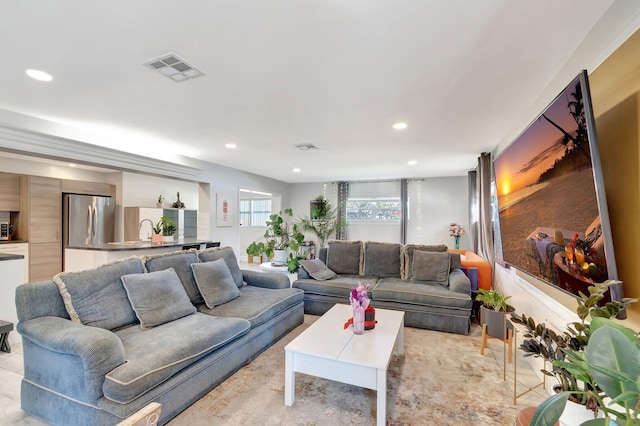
284;303;404;426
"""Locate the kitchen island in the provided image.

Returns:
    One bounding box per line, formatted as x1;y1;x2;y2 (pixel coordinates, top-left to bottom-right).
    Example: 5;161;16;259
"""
64;239;219;272
0;252;25;347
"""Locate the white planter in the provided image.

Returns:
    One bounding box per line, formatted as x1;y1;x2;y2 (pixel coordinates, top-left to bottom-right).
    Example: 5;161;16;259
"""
163;235;174;243
272;250;288;265
559;399;603;426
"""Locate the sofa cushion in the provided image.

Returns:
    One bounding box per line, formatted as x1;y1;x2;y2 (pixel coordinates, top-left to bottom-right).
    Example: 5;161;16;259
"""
372;278;471;310
198;247;244;288
404;244;448;279
363;241;402;278
197;286;304;328
53;258;144;330
412;250;450;285
121;268;197;330
104;313;250;404
293;275;378;299
326;240;363;275
143;250;203;305
191;259;241;308
299;259;338;281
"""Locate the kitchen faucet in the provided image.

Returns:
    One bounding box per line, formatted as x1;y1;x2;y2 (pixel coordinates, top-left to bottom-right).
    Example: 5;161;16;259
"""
138;219;155;241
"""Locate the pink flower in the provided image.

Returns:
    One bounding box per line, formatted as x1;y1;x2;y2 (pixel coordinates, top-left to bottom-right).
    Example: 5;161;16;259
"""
350;283;370;308
449;223;464;237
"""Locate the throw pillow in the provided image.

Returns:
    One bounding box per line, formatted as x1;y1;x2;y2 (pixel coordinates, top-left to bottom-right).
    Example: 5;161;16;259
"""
191;259;241;309
403;244;448;279
53;257;144;330
412;250;451;284
121;268;196;330
363;241;402;278
326;240;363;275
198;247;244;288
299;259;338;281
143;250;203;305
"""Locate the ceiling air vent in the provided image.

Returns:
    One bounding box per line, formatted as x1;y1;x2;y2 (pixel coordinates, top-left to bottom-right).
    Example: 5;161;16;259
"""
143;53;205;82
295;143;319;151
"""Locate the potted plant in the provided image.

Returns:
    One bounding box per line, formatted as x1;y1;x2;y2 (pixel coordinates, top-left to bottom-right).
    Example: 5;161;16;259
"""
151;220;163;244
512;281;637;424
246;208;305;268
159;215;176;242
476;288;514;339
299;195;347;248
157;195;164;208
530;317;640;426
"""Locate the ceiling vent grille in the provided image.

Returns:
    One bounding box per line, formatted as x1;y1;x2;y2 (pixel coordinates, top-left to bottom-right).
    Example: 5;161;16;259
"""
295;143;319;151
143;53;205;82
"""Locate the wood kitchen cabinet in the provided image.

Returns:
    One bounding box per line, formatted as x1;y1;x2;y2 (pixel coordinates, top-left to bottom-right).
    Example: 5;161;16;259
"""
0;172;20;211
21;176;63;281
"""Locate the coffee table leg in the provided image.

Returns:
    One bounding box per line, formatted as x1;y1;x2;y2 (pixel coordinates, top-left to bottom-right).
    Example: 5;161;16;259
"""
284;350;295;406
377;368;386;426
397;319;404;355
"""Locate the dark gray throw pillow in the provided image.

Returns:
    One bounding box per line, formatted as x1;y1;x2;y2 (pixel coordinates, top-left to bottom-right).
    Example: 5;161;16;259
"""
299;259;338;281
121;267;196;330
326;240;362;275
191;259;241;308
412;250;450;285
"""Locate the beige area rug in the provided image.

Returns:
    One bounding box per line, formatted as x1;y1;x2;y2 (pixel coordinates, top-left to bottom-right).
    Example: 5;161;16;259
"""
168;315;520;426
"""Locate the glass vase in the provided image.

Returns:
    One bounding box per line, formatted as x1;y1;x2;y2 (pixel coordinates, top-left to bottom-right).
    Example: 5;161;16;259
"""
353;306;365;334
454;235;460;250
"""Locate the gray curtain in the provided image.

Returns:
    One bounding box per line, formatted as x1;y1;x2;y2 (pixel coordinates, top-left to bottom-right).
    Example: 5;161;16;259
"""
468;170;478;253
477;153;494;266
400;178;408;244
336;181;349;240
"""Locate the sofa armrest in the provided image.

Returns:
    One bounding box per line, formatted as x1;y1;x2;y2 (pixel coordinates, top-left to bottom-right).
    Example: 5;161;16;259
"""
17;316;125;403
449;269;471;296
241;269;291;289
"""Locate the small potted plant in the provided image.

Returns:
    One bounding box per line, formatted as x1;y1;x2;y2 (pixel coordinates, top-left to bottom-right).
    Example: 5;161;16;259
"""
151;221;163;244
476;288;514;339
246;208;305;268
157;195;164;208
159;215;176;242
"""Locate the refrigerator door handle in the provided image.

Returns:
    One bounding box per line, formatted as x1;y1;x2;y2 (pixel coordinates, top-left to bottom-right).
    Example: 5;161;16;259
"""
86;205;92;245
92;205;98;242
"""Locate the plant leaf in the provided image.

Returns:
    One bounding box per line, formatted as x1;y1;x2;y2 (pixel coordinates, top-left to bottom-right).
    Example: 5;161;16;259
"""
530;392;569;426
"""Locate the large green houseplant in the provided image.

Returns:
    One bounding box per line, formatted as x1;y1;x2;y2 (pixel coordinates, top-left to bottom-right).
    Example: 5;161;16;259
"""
246;208;305;272
298;195;347;248
531;317;640;425
512;281;637;422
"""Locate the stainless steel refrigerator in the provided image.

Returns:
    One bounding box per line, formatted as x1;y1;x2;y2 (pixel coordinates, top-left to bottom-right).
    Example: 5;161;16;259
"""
63;194;115;247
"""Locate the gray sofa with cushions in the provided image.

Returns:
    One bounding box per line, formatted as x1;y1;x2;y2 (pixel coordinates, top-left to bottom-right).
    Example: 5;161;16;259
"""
293;240;472;335
15;247;304;426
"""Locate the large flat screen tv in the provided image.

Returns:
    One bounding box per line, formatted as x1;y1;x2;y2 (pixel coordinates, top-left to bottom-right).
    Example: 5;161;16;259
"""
494;70;622;303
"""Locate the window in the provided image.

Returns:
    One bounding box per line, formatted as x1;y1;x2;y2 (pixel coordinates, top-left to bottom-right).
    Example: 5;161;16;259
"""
239;189;272;227
346;198;401;222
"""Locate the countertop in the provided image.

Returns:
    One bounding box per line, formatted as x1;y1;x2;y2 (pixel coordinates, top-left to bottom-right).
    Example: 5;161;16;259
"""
0;253;25;261
0;240;28;244
66;239;217;252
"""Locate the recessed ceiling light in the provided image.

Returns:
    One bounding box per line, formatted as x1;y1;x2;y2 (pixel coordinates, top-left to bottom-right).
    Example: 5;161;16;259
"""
68;163;77;168
225;143;237;149
392;122;408;130
292;168;301;173
26;69;53;82
408;160;417;166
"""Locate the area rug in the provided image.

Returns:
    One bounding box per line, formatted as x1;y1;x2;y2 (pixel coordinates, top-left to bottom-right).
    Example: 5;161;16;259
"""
167;315;520;425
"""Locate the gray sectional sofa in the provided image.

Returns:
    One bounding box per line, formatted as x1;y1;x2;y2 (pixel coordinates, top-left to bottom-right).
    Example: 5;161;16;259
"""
293;240;472;335
15;247;304;426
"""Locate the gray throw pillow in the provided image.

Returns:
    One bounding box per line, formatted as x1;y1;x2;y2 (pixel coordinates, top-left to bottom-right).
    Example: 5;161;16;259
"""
54;258;144;330
326;240;362;275
404;244;448;279
198;247;244;288
363;241;402;278
143;250;203;305
299;259;338;281
191;259;241;308
412;250;451;284
121;267;196;330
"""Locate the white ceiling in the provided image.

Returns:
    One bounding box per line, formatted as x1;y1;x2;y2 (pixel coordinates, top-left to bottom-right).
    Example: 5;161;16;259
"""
0;1;638;183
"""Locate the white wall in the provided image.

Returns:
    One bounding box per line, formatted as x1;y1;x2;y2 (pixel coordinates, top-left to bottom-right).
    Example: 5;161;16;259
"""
407;176;469;248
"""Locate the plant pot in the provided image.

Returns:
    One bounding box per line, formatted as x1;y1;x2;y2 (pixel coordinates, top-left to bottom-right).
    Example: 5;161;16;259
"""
163;235;174;243
272;249;288;266
480;305;512;339
559;399;603;426
151;233;163;244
